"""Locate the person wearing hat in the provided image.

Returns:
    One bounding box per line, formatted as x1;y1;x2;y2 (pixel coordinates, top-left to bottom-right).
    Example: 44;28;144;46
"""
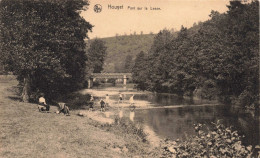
57;102;70;116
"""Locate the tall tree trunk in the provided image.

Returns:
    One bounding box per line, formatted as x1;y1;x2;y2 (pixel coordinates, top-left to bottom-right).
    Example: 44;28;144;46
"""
22;75;30;102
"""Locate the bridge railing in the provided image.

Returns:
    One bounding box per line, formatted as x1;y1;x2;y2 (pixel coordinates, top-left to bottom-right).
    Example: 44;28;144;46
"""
91;73;131;75
90;73;132;78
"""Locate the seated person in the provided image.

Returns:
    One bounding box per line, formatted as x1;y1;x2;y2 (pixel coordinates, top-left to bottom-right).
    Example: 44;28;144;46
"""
38;94;50;112
57;102;70;116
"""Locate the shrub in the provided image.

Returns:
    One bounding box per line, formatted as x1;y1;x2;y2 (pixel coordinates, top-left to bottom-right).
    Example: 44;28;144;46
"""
114;117;147;142
56;93;91;109
162;121;253;158
236;89;258;109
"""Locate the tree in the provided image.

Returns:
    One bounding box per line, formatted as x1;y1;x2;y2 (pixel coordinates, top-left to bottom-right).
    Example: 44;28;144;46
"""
146;29;175;92
86;39;107;73
194;1;259;105
114;62;124;73
124;55;133;73
132;51;149;90
132;1;259;107
0;0;93;102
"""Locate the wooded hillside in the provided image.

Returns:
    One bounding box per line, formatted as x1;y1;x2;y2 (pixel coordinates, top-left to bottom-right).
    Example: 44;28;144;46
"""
86;34;155;73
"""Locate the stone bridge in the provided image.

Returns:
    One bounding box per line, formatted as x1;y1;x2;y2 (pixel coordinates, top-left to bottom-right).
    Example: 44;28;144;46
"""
87;73;132;88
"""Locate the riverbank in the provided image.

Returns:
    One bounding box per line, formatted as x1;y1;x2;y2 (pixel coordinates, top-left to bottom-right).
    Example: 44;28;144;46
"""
1;76;258;157
76;107;162;148
0;77;160;157
80;86;220;109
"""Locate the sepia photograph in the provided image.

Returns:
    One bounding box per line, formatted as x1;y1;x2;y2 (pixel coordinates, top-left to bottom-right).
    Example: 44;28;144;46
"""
0;0;259;157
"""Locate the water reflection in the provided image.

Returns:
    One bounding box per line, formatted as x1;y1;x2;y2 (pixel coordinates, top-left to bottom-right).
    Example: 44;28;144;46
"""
134;105;259;147
129;111;135;122
82;85;259;147
119;110;123;119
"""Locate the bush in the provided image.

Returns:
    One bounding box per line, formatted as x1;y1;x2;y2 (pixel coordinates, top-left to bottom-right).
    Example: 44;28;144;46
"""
56;93;91;109
114;117;147;142
161;121;253;158
236;90;258;109
93;80;101;86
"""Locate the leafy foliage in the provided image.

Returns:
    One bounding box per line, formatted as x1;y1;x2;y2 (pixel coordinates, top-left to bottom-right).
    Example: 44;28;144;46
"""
123;55;134;73
57;93;91;109
161;121;253;158
132;51;149;90
132;1;259;107
85;39;107;73
114;117;147;142
0;0;92;101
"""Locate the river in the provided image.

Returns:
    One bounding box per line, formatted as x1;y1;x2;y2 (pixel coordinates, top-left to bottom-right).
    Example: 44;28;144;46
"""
80;84;259;147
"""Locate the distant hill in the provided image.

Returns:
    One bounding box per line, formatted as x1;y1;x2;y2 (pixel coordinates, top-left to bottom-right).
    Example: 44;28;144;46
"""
85;23;203;73
86;34;155;73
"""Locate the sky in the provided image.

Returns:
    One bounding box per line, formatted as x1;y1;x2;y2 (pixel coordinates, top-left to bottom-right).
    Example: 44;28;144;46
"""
81;0;230;39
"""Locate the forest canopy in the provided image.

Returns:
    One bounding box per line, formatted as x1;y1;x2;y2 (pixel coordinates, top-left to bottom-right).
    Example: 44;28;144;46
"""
0;0;93;102
132;1;259;107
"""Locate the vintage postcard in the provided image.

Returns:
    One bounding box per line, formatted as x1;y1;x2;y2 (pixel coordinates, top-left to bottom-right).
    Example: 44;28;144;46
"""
0;0;259;157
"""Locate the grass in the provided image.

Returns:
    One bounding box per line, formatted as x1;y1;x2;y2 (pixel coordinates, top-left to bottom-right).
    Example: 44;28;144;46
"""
87;116;160;157
0;76;158;158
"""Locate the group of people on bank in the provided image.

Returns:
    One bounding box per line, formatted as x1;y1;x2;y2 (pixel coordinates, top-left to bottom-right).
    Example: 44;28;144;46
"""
38;94;70;115
89;93;135;112
88;94;108;112
37;93;135;115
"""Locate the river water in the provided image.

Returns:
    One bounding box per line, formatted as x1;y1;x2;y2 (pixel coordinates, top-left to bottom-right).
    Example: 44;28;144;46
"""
80;84;259;147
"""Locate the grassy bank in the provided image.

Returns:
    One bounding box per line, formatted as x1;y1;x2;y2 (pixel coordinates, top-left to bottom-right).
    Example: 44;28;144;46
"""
0;76;159;158
2;76;257;157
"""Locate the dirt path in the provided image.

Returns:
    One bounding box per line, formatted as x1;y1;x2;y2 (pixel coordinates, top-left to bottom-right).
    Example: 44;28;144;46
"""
0;77;136;158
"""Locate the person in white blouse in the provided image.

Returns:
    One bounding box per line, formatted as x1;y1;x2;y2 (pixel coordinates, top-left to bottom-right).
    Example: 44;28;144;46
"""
105;94;110;107
129;94;135;106
38;94;50;112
